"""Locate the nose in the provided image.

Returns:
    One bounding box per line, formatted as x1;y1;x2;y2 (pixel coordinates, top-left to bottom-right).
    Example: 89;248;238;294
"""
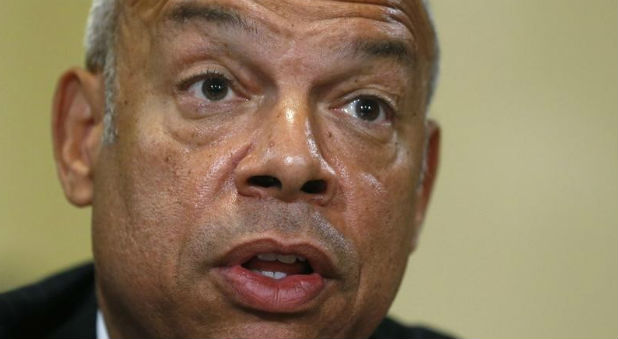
234;104;336;205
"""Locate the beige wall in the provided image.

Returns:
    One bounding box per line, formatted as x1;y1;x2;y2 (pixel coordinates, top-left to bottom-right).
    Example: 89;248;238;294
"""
1;0;616;338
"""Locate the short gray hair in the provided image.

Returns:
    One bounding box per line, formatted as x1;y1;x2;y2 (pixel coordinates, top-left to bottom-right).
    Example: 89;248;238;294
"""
422;0;440;106
83;0;439;143
85;0;118;143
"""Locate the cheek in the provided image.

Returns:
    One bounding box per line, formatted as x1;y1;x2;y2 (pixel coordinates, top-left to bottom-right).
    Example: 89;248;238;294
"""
94;142;189;275
93;119;235;286
323;124;425;316
108;92;243;235
340;160;420;266
323;125;424;257
327;154;420;331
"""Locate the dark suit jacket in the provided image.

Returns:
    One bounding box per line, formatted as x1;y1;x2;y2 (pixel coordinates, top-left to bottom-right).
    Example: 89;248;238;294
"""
0;263;455;339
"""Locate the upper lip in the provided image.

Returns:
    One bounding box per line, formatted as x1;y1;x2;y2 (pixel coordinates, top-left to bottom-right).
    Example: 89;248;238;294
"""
216;238;339;279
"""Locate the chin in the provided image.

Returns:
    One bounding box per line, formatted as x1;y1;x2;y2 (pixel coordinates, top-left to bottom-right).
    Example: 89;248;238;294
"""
185;322;333;339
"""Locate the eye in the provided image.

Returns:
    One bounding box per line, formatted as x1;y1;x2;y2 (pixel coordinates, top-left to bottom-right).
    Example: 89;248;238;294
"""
341;96;390;123
187;72;237;102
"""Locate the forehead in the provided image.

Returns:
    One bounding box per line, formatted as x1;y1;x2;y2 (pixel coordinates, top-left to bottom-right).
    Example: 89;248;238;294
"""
124;0;427;20
119;0;435;59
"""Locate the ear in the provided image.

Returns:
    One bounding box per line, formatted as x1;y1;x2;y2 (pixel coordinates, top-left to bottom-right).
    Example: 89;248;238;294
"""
412;119;441;241
51;68;104;207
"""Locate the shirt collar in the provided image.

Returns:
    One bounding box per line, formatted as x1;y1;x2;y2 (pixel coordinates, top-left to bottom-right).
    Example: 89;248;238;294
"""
96;310;110;339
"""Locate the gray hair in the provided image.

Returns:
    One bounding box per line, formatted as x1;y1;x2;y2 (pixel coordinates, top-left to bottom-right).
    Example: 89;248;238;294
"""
85;0;118;143
84;0;439;144
422;0;440;106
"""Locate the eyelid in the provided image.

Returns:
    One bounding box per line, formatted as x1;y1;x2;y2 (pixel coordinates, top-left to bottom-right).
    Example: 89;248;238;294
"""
332;88;398;111
351;97;391;123
176;66;254;101
363;95;396;118
178;69;233;91
337;93;398;123
367;91;398;115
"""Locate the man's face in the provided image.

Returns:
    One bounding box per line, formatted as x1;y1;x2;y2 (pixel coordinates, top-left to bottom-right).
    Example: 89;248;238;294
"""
83;0;439;337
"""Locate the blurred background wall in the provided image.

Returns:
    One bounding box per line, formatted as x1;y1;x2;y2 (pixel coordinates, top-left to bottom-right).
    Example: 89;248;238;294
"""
0;0;616;338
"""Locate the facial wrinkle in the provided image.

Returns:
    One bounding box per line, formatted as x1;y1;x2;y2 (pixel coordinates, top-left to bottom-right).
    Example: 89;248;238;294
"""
245;0;434;84
124;0;433;66
234;0;415;44
193;144;252;206
166;1;261;36
255;0;405;22
124;0;172;22
256;0;418;38
302;0;435;64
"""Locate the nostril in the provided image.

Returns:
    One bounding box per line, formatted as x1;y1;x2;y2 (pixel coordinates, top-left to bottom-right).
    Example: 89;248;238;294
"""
301;180;327;194
248;175;282;189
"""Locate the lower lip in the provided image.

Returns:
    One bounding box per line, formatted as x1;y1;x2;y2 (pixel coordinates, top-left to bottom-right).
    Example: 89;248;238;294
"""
217;265;325;313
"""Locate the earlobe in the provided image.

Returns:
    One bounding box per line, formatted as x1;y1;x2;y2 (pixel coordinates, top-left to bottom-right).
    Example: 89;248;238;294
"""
52;68;104;207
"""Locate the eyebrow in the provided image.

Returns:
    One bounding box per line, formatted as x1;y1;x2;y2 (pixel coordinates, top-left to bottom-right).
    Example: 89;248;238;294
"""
351;39;415;67
167;2;257;34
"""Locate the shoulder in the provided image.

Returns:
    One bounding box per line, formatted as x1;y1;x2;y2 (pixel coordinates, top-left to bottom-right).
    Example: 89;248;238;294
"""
371;317;458;339
0;263;96;338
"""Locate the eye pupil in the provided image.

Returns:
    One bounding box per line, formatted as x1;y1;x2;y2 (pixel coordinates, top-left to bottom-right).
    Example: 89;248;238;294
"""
202;77;228;101
354;98;380;121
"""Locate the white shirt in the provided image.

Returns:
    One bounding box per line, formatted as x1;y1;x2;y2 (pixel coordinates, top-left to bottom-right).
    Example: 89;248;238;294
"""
96;310;110;339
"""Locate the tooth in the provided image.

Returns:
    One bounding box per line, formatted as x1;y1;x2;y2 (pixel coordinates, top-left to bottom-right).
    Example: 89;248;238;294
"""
257;253;277;261
297;256;306;262
277;254;297;264
273;272;287;280
259;271;275;278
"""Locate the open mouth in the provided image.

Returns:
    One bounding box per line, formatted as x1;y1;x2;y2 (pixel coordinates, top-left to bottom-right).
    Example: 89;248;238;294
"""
241;252;313;280
214;240;335;313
